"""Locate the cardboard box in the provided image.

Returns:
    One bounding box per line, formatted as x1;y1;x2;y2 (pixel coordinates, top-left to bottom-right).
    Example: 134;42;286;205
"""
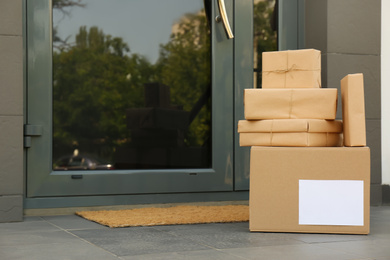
238;119;342;133
341;73;366;146
244;89;338;120
240;132;342;147
262;49;321;88
250;146;370;234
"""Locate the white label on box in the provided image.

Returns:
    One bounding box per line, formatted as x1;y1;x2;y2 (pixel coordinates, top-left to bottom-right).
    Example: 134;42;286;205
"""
299;180;364;226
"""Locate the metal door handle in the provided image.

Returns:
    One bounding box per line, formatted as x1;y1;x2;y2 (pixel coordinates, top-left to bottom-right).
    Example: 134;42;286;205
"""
216;0;234;39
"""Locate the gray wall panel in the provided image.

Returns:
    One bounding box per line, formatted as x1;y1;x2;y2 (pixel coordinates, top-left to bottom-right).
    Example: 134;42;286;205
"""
327;53;381;120
0;36;23;116
0;0;24;222
366;119;381;184
371;184;382;206
305;0;328;52
0;196;23;222
0;116;23;195
0;0;22;36
321;54;328;88
328;0;381;55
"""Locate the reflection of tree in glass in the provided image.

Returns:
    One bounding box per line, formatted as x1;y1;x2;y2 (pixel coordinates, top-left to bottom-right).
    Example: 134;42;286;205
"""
53;0;85;13
53;26;154;160
156;11;211;147
254;0;277;88
53;0;86;51
53;7;211;162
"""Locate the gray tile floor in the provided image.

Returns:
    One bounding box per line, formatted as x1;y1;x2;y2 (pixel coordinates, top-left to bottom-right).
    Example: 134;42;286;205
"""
0;206;390;260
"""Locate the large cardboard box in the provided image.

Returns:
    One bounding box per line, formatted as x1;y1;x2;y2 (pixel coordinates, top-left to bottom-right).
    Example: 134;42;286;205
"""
341;73;366;146
244;89;338;120
262;49;321;88
250;146;370;234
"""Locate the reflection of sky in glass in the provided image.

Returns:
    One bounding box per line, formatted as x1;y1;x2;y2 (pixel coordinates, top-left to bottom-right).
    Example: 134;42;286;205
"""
53;0;204;63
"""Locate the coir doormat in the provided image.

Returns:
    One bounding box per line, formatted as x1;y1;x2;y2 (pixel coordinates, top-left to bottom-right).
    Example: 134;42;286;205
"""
76;205;249;228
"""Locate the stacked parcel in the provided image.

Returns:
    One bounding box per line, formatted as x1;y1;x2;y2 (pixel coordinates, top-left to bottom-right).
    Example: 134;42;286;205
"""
239;49;343;147
241;49;370;234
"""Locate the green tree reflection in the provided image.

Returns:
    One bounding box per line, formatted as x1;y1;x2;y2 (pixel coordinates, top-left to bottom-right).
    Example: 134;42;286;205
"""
155;11;211;147
53;26;155;160
53;11;211;164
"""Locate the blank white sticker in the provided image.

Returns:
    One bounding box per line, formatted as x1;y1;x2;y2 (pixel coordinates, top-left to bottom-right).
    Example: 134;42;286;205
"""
299;180;364;226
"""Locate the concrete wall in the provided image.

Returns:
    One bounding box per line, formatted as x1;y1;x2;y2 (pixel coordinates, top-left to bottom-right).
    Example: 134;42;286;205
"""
305;0;382;205
0;0;24;222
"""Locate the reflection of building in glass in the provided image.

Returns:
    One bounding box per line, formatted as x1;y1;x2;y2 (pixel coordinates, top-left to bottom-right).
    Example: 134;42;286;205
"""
170;10;208;47
115;83;210;169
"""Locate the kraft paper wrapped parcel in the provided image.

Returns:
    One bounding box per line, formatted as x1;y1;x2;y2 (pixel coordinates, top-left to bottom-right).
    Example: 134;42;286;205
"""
262;49;321;88
238;119;343;147
341;73;366;147
244;88;338;120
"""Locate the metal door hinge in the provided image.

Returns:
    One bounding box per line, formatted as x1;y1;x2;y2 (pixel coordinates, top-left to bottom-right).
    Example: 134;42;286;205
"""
24;124;43;148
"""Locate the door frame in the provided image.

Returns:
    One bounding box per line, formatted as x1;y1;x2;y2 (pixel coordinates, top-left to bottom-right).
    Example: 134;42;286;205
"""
25;0;235;200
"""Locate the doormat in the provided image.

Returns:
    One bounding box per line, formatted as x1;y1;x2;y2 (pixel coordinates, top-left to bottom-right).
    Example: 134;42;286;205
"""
76;205;249;228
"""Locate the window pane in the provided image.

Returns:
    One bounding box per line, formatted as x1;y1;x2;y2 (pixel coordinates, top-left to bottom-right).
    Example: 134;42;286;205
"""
52;0;211;170
253;0;278;88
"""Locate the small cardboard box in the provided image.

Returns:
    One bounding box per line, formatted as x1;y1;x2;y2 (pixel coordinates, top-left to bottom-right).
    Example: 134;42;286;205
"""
244;89;338;120
341;73;366;146
262;49;321;88
250;146;370;234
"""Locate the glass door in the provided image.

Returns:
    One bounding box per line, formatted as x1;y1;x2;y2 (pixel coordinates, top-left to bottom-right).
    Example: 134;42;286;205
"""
26;0;234;197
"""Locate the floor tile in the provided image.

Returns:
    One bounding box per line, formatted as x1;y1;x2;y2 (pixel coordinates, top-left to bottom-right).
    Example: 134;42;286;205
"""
0;241;120;260
0;206;388;259
315;239;390;258
153;223;304;249
0;230;78;246
0;219;61;234
222;244;361;260
42;214;108;230
23;216;44;222
70;226;210;257
289;233;370;244
120;249;245;260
